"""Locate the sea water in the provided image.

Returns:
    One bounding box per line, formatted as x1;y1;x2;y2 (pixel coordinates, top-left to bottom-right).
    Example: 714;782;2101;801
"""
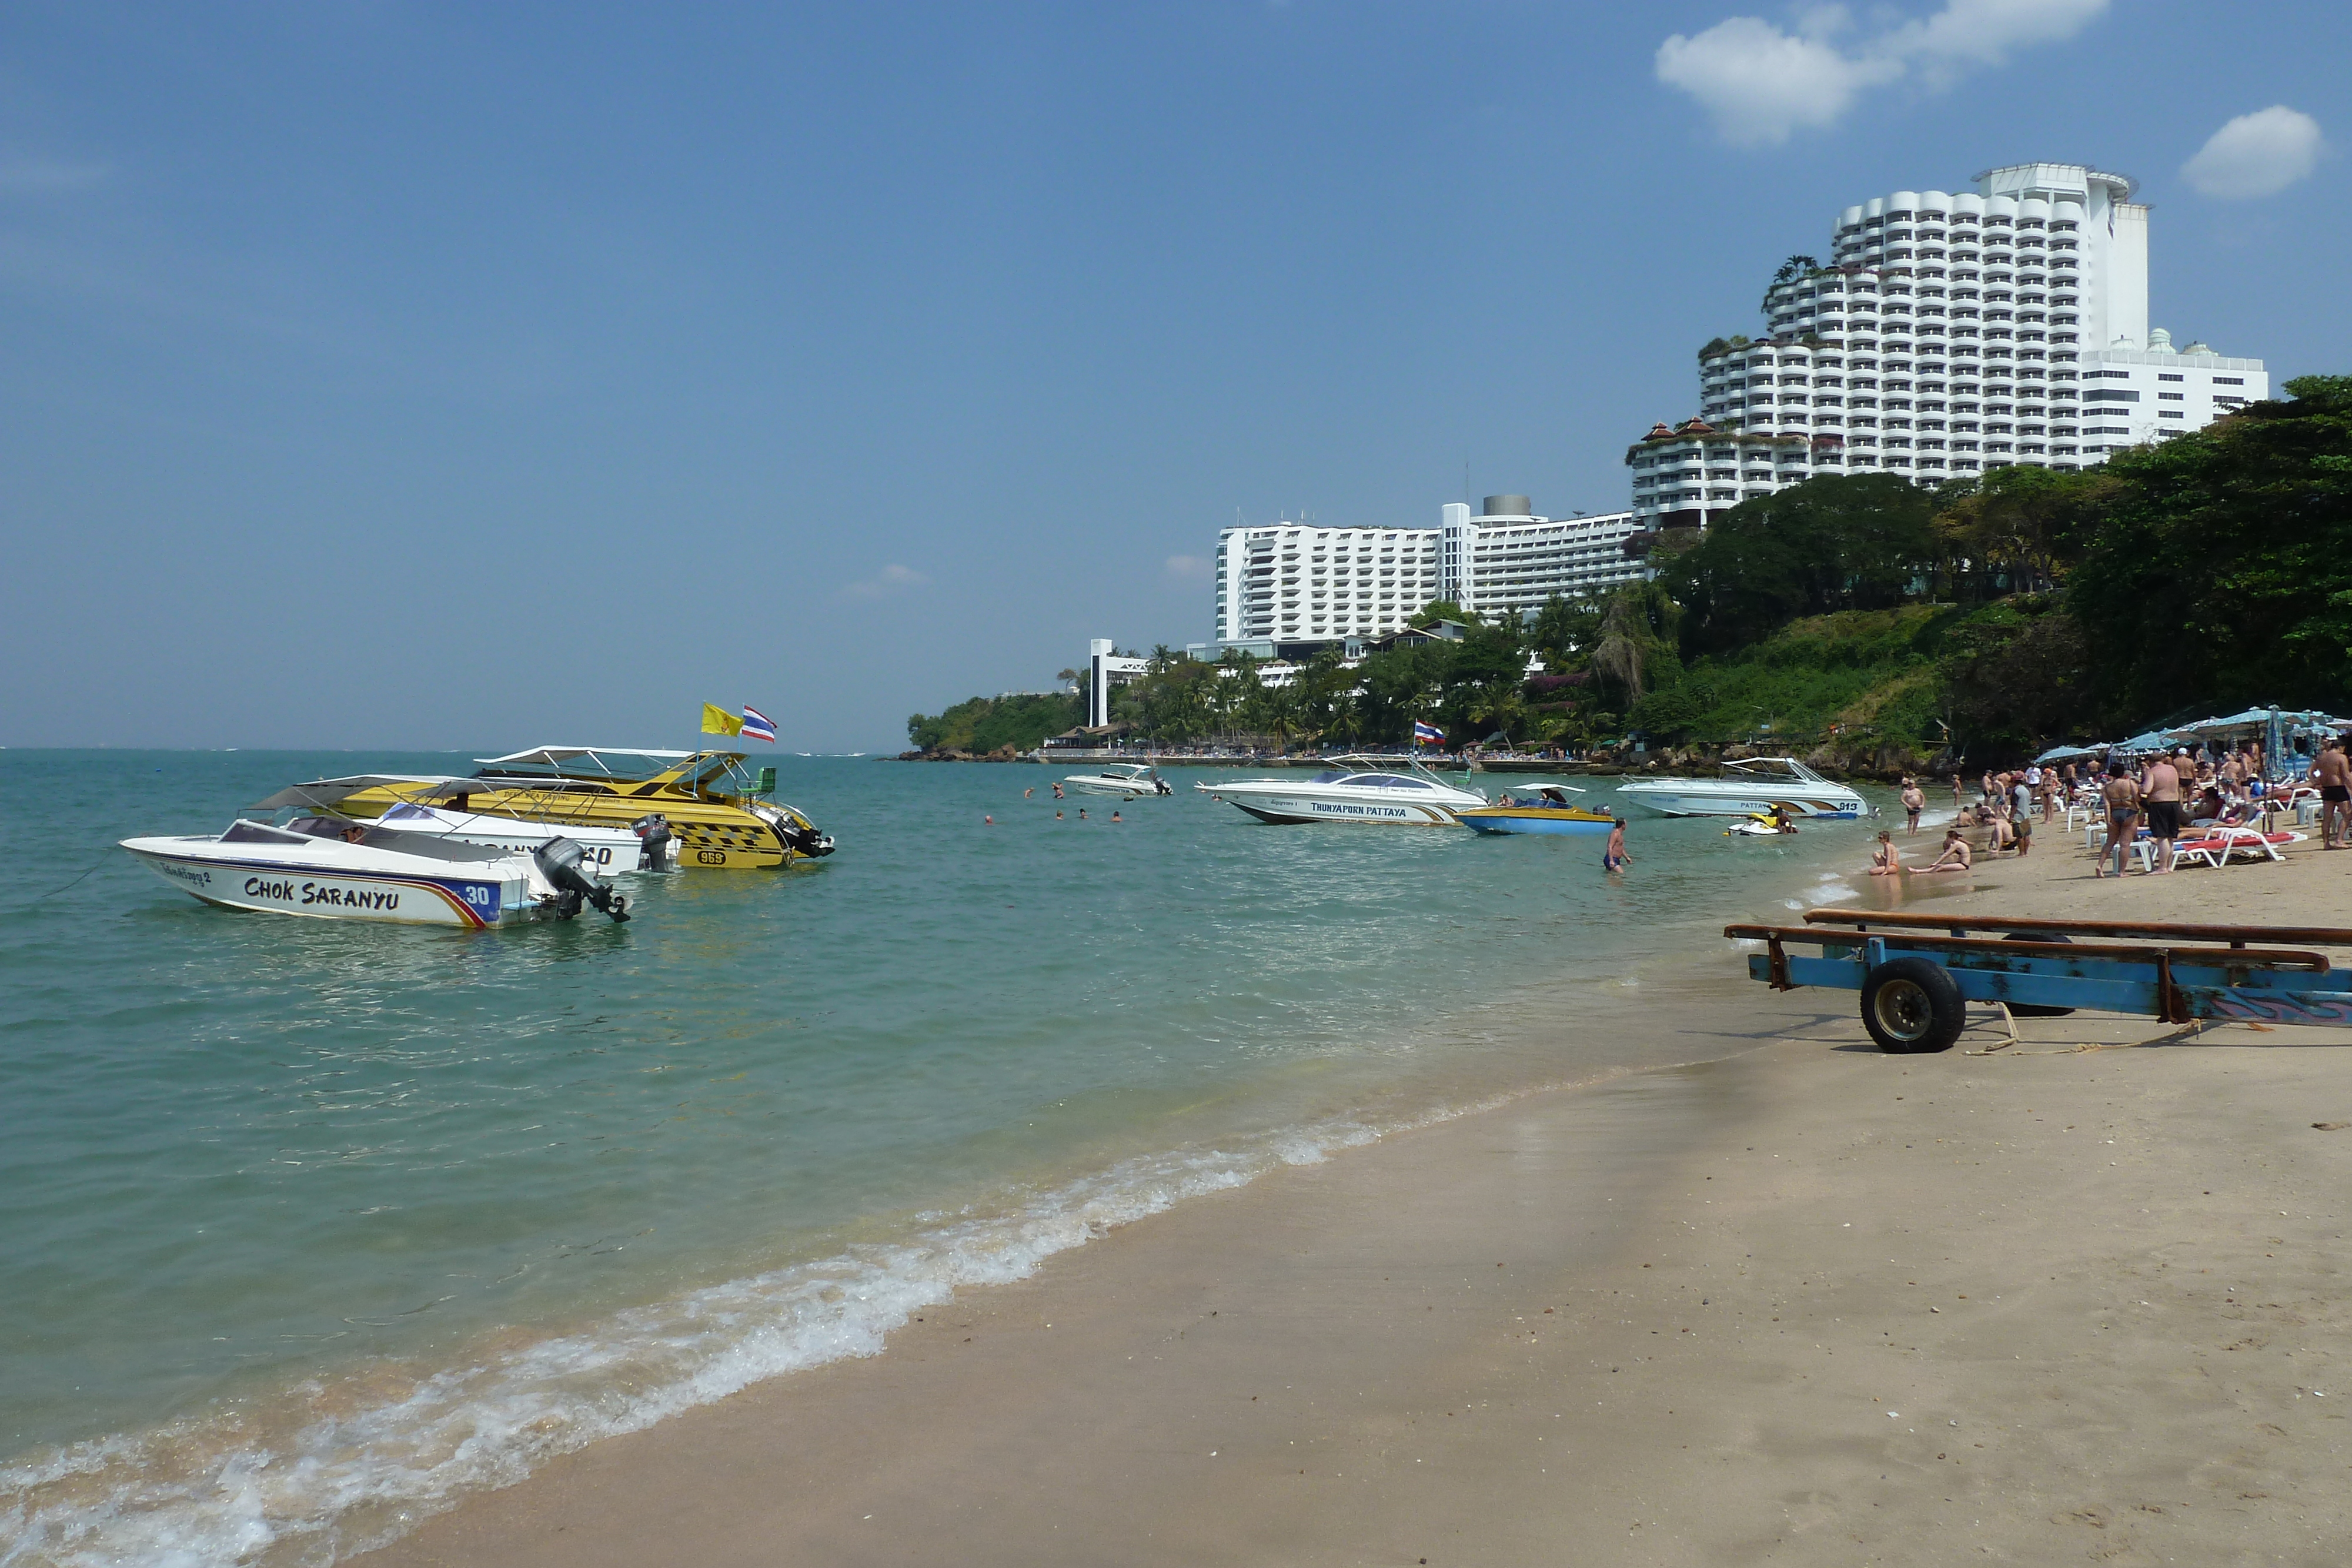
0;751;1893;1566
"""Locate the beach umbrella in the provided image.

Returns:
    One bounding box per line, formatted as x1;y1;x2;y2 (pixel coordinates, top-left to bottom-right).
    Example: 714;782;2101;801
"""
2114;730;2178;754
2033;743;2099;763
2189;707;2275;731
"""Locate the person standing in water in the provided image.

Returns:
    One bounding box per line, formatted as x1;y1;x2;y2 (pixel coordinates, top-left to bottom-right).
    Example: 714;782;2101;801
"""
1900;777;1925;834
1603;817;1631;872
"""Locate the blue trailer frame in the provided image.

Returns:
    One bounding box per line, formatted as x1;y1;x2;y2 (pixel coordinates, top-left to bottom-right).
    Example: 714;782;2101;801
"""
1724;908;2352;1052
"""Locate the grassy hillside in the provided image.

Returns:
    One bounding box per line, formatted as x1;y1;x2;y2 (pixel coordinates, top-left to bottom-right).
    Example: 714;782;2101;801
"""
1628;605;1965;760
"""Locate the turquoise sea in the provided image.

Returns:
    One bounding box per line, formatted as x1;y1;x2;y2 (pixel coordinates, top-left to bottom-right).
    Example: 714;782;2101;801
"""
0;751;1897;1566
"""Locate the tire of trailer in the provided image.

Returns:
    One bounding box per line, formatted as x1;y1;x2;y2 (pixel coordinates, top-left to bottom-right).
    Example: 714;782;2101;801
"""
1998;931;2077;1017
1860;957;1967;1054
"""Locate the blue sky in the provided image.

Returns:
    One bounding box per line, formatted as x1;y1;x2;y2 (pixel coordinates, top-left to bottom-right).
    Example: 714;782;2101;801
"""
3;1;2344;750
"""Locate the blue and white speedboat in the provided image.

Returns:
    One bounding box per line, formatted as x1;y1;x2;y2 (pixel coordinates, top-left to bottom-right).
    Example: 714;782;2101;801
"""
1456;785;1619;835
121;819;630;928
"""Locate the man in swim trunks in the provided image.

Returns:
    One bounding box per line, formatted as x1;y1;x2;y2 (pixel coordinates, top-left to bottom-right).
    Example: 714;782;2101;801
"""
1900;777;1925;834
2141;752;2183;873
1603;817;1631;872
2313;739;2352;850
2097;768;2142;878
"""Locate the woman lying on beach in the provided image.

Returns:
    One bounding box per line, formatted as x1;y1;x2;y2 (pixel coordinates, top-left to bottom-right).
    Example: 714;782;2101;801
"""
1913;829;1972;874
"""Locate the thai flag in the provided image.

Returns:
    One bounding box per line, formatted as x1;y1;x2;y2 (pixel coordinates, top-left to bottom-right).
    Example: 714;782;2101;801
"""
1413;720;1444;745
741;706;778;744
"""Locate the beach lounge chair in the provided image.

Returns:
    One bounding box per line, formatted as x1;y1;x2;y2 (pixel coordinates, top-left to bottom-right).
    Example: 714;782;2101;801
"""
2174;827;2301;867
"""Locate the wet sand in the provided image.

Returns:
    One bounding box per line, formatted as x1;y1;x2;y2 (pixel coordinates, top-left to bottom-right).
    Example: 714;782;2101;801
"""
362;828;2352;1567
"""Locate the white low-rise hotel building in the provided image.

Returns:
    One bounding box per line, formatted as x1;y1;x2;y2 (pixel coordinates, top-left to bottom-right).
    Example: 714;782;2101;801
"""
1629;162;2268;531
1211;497;1645;653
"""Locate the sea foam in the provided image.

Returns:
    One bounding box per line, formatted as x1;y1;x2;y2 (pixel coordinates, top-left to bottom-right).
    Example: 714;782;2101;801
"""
0;1111;1408;1568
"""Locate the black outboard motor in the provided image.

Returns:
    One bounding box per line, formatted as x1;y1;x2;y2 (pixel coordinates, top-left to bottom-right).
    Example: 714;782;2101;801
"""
533;837;630;922
631;813;674;872
777;818;836;858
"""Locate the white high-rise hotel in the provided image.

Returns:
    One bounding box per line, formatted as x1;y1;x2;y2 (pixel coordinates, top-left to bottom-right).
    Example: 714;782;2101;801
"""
1210;499;1649;651
1628;163;2269;529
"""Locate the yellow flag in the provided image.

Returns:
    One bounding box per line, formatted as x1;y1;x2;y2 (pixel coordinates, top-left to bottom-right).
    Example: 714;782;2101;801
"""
701;703;744;736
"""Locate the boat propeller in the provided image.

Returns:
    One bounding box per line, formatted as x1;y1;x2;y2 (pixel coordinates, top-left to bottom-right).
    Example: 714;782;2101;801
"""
533;837;630;922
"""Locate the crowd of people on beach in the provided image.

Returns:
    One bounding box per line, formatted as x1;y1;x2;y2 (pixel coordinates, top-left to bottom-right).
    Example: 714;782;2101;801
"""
1869;736;2349;878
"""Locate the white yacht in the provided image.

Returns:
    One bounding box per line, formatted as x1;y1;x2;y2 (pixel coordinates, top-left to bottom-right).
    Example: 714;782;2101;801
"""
1195;757;1488;825
1615;757;1869;820
1061;763;1172;798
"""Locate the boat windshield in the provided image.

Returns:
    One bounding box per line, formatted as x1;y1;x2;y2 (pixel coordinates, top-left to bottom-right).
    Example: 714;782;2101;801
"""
1722;757;1832;784
1348;774;1434;790
221;821;316;845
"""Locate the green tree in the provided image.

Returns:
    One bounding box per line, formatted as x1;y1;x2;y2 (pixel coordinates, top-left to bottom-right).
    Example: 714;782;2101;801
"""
1662;474;1938;655
1588;582;1682;707
1932;463;2100;599
2066;375;2352;720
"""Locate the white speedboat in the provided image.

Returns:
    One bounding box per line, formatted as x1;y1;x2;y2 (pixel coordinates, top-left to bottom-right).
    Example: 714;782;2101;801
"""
1615;757;1868;820
121;820;631;928
1195;757;1488;825
1061;763;1172;798
248;777;674;874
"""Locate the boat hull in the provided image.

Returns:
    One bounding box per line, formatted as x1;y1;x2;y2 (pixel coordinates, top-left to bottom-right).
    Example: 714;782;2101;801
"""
122;843;533;928
1063;778;1164;798
335;786;808;868
1616;787;1865;820
1214;789;1467;826
370;805;653;874
1457;807;1617;835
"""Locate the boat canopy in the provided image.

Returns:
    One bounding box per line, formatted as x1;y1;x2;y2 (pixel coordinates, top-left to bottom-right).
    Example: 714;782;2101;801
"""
471;746;751;790
476;747;700;768
247;775;462;810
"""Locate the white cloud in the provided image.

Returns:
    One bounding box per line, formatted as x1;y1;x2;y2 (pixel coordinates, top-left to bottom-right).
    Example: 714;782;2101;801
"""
2181;106;2324;199
843;563;928;599
1656;18;1898;146
1658;0;2109;145
1163;554;1211;581
1888;0;2110;76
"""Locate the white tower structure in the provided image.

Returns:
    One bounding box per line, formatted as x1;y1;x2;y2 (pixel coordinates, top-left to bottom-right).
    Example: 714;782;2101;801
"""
1628;163;2267;532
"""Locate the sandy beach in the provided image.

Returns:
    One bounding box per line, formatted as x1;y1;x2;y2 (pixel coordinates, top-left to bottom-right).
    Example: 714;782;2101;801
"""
360;827;2352;1567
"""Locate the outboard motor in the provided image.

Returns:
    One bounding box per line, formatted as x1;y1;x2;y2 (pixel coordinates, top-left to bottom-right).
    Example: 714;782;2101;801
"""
533;837;630;922
631;813;674;872
778;818;836;858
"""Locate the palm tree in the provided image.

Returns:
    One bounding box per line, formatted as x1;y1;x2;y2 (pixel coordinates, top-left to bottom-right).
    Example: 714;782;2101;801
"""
1591;590;1651;700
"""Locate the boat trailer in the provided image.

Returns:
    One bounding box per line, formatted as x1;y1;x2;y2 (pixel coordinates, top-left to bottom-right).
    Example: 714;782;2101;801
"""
1723;908;2352;1054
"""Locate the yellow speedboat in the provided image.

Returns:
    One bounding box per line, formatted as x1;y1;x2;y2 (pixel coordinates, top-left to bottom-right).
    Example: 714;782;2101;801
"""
288;747;834;870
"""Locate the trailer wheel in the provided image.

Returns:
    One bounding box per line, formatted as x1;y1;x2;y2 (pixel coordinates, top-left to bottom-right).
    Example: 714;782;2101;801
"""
1999;931;2076;1017
1861;957;1966;1054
